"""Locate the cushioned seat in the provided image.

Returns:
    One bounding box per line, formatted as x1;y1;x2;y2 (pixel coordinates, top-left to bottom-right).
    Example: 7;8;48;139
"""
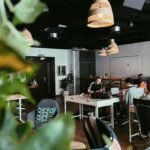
27;99;60;129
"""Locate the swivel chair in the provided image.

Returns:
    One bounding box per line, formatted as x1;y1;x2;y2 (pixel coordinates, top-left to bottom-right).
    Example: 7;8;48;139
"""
83;116;121;150
132;98;150;149
133;98;150;136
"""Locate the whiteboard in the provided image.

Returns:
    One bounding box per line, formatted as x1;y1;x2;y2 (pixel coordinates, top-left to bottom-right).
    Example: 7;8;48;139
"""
109;56;139;78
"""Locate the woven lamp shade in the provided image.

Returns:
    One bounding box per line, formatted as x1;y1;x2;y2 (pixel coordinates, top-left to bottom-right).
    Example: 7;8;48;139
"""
87;0;114;28
99;48;107;56
107;39;119;54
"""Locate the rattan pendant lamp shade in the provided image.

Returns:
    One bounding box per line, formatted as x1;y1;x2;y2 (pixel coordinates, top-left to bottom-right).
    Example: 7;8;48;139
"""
99;39;119;56
87;0;114;28
99;48;107;56
107;39;119;54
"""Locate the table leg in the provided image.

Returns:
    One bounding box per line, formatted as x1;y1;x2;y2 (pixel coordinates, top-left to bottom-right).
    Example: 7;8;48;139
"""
111;105;114;129
95;107;98;118
129;111;132;142
79;104;81;120
19;99;24;123
64;101;67;115
81;104;83;119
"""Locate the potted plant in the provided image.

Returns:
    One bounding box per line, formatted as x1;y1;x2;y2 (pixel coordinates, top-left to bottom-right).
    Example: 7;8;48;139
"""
60;78;69;96
0;0;74;150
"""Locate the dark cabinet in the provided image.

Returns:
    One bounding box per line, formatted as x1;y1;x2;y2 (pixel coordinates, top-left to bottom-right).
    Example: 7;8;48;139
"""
79;51;95;93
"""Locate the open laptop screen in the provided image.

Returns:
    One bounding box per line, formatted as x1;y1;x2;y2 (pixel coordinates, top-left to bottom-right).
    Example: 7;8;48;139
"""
111;87;120;95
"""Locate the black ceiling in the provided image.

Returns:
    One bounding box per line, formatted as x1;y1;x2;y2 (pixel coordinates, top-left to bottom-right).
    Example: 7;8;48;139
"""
20;0;150;49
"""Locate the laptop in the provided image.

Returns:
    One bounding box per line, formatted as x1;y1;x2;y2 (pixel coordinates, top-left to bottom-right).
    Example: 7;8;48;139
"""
91;92;110;99
111;87;120;97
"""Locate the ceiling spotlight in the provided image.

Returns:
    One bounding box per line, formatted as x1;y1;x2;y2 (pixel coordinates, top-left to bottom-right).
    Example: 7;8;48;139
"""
58;24;67;28
50;32;58;39
44;27;50;31
129;21;134;27
111;25;121;32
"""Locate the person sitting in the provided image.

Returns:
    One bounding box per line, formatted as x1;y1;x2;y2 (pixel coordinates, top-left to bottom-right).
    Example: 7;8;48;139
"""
140;86;150;100
88;77;109;99
121;78;144;125
125;77;144;105
87;77;105;94
135;74;148;94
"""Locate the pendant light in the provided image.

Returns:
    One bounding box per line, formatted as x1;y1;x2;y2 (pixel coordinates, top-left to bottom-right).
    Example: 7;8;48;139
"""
99;48;107;56
107;39;119;54
87;0;114;28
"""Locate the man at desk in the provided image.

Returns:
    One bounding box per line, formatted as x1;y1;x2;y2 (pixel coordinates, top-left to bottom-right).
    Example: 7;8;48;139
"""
87;77;105;98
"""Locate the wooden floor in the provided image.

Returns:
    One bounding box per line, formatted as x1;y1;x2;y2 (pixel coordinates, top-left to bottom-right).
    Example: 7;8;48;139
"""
24;96;149;150
55;96;149;150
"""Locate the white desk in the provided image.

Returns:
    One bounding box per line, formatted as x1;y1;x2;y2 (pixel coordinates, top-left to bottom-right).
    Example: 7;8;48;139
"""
6;94;27;122
64;95;119;128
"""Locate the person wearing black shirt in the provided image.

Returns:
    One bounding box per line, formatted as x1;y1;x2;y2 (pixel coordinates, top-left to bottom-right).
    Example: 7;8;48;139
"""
87;77;106;99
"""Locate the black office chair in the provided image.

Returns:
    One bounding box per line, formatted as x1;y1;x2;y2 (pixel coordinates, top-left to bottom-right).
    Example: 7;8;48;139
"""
83;116;121;150
133;98;150;150
133;98;150;136
27;99;60;129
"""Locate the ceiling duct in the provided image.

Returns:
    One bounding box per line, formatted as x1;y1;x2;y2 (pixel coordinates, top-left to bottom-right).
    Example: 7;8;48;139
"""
123;0;146;10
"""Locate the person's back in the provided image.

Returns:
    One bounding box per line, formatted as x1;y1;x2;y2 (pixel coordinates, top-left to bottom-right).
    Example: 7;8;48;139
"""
125;78;144;105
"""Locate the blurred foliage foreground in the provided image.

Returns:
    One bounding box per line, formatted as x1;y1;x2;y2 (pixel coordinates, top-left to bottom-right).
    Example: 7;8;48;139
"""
0;0;75;150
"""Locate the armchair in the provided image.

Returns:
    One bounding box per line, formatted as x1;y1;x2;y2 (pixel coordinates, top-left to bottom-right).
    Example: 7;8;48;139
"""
27;99;60;129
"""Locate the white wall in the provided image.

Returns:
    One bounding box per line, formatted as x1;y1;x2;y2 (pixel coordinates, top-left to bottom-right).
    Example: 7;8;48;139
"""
96;41;150;78
26;47;71;95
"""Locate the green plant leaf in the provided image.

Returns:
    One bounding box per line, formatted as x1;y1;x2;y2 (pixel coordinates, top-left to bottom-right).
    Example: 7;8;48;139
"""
0;107;33;150
16;114;75;150
15;122;32;142
0;40;35;73
0;71;35;104
0;23;29;57
0;107;17;150
13;0;48;24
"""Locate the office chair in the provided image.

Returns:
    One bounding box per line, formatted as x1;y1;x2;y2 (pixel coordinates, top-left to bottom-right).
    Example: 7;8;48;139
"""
133;98;150;136
27;99;60;129
132;98;150;149
83;116;121;150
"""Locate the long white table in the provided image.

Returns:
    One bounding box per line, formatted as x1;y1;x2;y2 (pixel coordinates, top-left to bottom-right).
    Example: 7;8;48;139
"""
64;95;119;128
